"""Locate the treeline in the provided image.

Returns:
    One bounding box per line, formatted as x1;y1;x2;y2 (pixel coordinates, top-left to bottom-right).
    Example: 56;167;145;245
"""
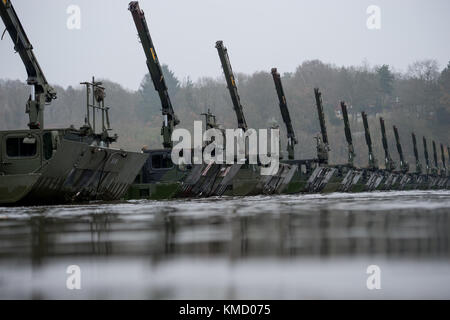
1;59;449;168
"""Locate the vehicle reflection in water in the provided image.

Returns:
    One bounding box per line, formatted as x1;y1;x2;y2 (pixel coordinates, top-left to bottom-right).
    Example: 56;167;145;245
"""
0;190;449;299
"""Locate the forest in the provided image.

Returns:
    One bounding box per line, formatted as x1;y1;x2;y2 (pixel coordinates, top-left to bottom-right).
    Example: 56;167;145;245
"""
1;59;449;169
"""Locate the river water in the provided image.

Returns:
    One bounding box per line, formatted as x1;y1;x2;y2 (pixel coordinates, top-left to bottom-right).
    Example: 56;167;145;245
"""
0;190;449;299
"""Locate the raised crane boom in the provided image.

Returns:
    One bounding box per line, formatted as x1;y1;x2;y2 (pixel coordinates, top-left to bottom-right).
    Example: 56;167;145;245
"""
129;1;179;148
271;68;297;160
440;143;447;174
432;140;439;174
314;88;329;164
393;125;408;173
215;40;248;131
0;0;56;129
423;137;430;174
340;101;355;167
379;117;395;171
448;146;450;171
411;132;422;174
362;112;377;169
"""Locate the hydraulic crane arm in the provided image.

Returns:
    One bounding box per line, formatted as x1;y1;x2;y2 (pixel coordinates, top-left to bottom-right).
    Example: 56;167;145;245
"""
314;88;329;146
411;133;422;174
362;112;377;169
440;143;447;174
423;137;430;174
215;40;248;131
393;126;404;164
380;118;389;159
432;140;439;173
314;88;329;164
393;126;408;173
271;68;297;160
379;117;395;171
448;146;450;170
340;101;355;167
129;1;179;148
0;0;56;129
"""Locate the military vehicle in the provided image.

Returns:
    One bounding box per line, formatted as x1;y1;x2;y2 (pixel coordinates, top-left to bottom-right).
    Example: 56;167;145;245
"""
310;99;380;192
126;1;190;200
269;70;396;194
432;140;447;189
177;110;243;198
210;41;296;196
439;144;448;186
126;3;297;200
441;144;449;188
335;102;373;193
0;0;148;205
376;117;400;190
422;136;437;188
339;101;385;192
436;142;447;188
406;132;427;190
430;140;442;189
359;111;385;190
169;42;298;198
302;89;332;192
177;41;250;198
442;146;450;189
127;2;244;200
440;144;447;176
271;69;298;161
125;1;448;198
270;69;328;193
391;125;412;189
304;89;350;193
411;133;422;174
1;1;448;205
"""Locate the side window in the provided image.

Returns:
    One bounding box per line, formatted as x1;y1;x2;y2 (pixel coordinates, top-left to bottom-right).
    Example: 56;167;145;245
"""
6;137;37;158
43;132;53;160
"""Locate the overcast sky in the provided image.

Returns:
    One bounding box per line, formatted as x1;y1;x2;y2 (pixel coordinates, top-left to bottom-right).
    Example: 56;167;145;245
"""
1;0;449;90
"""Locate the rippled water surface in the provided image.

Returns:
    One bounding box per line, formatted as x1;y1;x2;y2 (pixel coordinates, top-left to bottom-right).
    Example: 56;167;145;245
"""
1;191;450;299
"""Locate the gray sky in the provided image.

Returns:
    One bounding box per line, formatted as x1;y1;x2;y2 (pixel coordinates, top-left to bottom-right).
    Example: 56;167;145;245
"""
1;0;449;90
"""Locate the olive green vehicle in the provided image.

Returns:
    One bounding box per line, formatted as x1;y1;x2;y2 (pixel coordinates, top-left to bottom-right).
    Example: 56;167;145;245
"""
429;140;448;189
269;68;314;193
0;125;147;205
401;134;427;190
177;118;296;199
295;88;346;193
125;2;187;200
207;40;296;197
268;71;343;194
126;1;449;199
2;1;447;206
126;2;295;200
401;136;444;190
271;73;447;194
127;2;214;200
402;137;428;190
272;70;376;195
0;0;148;206
143;41;297;199
440;144;449;189
353;112;386;191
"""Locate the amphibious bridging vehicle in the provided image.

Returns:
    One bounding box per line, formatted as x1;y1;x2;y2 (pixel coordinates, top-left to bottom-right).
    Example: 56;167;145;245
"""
0;0;147;205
